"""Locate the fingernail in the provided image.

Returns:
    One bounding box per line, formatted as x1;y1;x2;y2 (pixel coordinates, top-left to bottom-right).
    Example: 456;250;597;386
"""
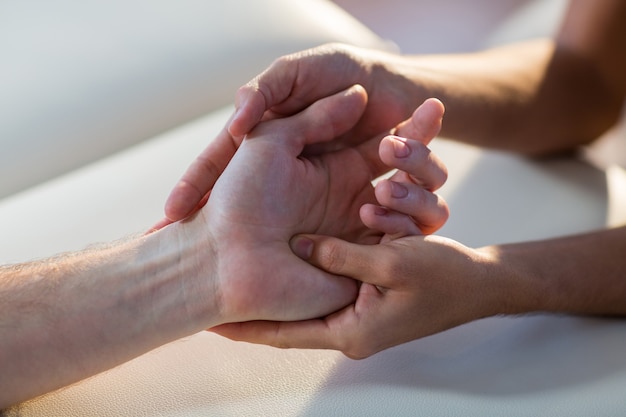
390;181;408;198
290;236;314;260
227;114;239;138
391;137;410;158
374;206;388;216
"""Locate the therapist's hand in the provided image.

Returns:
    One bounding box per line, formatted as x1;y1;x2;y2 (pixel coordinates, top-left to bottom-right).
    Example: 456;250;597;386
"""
164;43;423;222
212;234;498;358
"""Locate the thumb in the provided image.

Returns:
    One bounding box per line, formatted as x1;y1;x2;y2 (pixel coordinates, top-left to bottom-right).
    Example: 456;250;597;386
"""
290;234;385;287
395;98;445;145
229;81;267;138
291;84;368;148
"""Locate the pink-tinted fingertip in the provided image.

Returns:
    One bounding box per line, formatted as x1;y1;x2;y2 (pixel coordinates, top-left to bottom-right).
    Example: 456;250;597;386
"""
290;236;314;260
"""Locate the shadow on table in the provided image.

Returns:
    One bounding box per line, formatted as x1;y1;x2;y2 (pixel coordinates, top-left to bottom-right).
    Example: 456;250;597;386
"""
440;149;608;247
315;315;626;391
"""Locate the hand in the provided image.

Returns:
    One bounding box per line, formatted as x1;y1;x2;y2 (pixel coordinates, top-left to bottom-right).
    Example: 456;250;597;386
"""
194;85;391;323
164;43;423;222
212;234;499;358
360;99;449;240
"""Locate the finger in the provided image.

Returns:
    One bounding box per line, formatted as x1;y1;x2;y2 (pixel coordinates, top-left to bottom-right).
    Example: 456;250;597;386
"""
229;52;319;138
212;283;389;359
374;176;449;234
379;136;448;191
290;234;395;288
359;204;422;238
145;217;173;235
229;75;279;138
354;132;395;180
164;119;239;221
211;319;344;351
249;84;368;152
299;84;367;147
394;98;445;145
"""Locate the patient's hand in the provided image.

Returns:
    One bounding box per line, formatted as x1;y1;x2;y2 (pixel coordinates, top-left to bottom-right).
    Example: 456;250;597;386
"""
201;85;385;322
163;44;422;224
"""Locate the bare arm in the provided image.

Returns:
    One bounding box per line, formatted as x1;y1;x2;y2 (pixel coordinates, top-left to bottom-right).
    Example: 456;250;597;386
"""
403;0;626;154
490;225;626;316
0;225;219;407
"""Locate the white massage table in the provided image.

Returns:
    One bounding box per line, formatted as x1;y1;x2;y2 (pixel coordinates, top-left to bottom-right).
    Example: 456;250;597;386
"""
2;0;626;415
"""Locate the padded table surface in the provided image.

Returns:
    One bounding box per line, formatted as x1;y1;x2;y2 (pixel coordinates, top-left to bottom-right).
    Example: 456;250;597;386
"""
2;107;626;416
0;0;391;199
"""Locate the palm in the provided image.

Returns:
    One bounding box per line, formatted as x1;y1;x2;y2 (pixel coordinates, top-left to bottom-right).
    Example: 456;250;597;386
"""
308;146;382;243
204;87;384;323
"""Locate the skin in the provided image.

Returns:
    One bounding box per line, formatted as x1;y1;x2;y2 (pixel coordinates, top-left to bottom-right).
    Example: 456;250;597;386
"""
164;0;626;358
0;89;449;407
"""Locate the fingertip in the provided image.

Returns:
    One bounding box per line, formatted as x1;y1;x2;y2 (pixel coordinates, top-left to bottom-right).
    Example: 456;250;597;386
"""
291;234;354;276
379;136;410;165
296;85;368;147
145;217;173;235
164;181;197;221
418;98;445;132
229;84;266;137
346;83;367;101
290;235;314;260
395;97;445;145
359;202;386;226
227;107;249;138
346;83;368;112
227;108;243;137
423;97;445;115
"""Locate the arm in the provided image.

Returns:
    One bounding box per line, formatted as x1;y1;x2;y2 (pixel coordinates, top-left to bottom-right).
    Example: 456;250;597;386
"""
489;225;626;316
409;0;626;153
0;224;220;407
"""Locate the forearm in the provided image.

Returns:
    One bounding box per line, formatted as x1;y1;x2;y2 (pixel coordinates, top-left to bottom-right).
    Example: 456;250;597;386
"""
0;224;218;408
484;226;626;317
396;39;623;154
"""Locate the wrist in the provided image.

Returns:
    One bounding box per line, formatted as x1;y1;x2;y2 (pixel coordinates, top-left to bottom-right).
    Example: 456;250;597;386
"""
375;52;429;120
147;216;223;334
476;243;552;317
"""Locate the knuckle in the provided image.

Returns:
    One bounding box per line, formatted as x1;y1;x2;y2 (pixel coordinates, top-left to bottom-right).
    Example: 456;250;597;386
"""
271;324;291;350
429;155;448;190
412;142;431;164
374;250;406;284
272;54;293;69
418;196;450;234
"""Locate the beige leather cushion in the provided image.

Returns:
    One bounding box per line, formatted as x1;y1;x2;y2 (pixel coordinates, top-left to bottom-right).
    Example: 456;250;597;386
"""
0;0;392;199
